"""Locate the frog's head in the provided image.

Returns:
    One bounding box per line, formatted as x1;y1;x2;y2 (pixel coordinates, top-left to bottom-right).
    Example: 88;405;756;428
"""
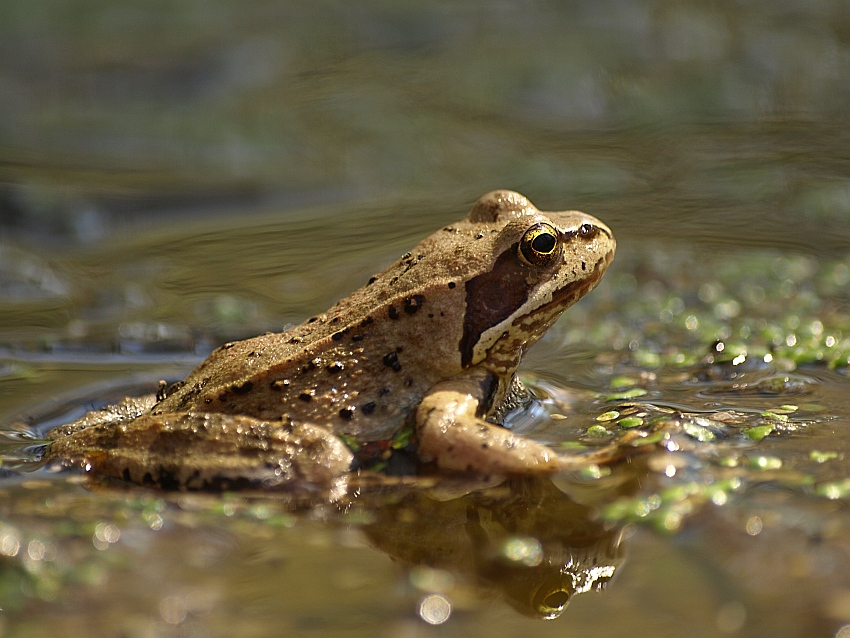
460;190;615;371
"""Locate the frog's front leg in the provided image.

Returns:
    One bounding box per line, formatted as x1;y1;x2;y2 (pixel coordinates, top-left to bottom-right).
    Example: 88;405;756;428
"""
416;372;625;475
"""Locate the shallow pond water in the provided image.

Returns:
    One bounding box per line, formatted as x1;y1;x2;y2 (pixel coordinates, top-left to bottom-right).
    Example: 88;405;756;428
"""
3;2;850;637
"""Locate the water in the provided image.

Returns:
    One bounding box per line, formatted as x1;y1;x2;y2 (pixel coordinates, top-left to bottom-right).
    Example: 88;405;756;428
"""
2;1;850;636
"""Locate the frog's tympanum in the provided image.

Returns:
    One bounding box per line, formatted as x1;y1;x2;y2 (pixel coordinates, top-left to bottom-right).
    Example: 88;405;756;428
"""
45;191;616;489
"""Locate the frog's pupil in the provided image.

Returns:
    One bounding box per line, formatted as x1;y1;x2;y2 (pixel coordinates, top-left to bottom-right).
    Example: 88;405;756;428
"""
532;232;556;254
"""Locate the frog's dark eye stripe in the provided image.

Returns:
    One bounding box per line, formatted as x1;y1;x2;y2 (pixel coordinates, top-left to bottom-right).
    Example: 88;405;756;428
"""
518;223;560;268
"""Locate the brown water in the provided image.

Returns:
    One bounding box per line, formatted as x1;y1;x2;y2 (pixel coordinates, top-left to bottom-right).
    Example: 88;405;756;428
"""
2;2;850;637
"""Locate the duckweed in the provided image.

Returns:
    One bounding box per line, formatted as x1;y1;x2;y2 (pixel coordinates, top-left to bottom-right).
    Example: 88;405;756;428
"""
631;430;666;446
601;478;744;533
391;425;414;450
618;417;644;429
744;425;774;441
682;422;716;442
585;425;610;437
609;376;638;389
596;410;620;422
606;388;648;401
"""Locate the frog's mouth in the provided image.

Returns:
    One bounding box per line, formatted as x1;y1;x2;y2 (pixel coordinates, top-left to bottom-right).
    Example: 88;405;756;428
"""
544;252;612;313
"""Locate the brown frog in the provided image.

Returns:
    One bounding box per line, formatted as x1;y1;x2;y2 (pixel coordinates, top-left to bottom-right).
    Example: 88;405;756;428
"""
45;190;617;489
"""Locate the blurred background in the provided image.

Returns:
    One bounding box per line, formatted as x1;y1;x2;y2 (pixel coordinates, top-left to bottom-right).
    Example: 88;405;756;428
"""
1;0;849;245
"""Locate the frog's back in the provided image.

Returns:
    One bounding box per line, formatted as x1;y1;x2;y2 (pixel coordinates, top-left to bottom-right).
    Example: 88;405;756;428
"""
154;219;493;441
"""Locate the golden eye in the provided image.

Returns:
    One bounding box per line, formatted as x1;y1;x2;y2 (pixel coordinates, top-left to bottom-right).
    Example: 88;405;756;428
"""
518;223;560;268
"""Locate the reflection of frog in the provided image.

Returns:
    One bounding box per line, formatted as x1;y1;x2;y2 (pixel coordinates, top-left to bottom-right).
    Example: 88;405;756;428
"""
360;476;627;619
45;191;616;489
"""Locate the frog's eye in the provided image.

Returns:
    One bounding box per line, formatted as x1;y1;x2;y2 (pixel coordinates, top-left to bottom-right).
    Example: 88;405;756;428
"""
518;223;560;268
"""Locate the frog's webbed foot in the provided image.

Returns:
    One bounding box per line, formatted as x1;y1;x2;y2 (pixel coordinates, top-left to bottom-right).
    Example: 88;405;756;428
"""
416;378;631;475
45;413;354;490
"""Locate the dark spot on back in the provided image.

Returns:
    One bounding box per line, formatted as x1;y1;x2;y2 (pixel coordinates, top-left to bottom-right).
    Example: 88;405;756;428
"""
382;351;402;372
404;295;425;315
327;362;344;373
360;317;374;327
388;306;400;320
339;407;355;420
299;392;313;402
448;282;456;289
162;380;185;401
232;380;254;394
361;401;376;415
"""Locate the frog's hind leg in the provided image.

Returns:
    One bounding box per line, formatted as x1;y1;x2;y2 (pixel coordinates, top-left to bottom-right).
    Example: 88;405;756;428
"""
47;394;158;439
45;413;354;490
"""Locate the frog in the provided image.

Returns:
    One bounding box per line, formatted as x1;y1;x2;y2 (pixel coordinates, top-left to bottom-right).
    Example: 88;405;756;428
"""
43;190;618;490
